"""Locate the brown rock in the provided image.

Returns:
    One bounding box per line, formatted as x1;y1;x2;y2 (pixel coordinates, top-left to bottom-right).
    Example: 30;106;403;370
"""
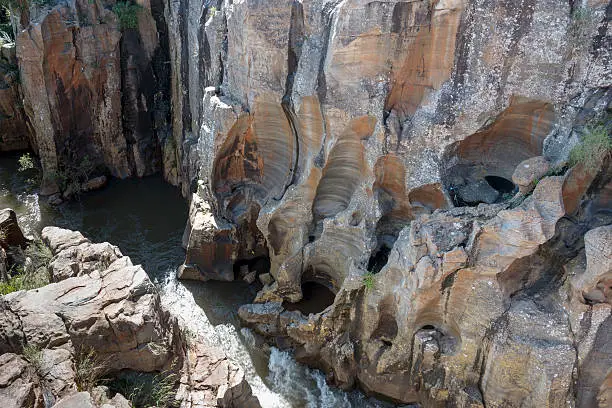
0;209;27;249
0;44;31;152
512;156;551;194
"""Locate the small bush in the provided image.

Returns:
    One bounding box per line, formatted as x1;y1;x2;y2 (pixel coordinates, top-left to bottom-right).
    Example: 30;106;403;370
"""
22;344;43;373
18;153;35;172
0;238;52;295
569;125;612;171
25;237;53;271
0;267;50;295
108;369;179;408
113;1;141;30
74;347;107;392
362;272;375;290
51;154;96;195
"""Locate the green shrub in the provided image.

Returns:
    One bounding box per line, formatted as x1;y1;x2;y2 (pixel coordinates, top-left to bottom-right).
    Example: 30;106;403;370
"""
74;347;107;392
113;1;141;30
51;154;96;195
362;272;375;290
108;369;179;408
18;153;35;172
0;267;50;295
0;238;52;295
569;125;612;171
25;237;53;273
22;344;43;373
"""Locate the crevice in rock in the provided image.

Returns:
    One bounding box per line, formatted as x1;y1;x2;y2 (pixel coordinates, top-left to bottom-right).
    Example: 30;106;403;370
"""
232;256;270;282
370;297;398;345
315;1;344;103
502;159;612;298
282;0;304;108
367;244;391;275
415;324;461;355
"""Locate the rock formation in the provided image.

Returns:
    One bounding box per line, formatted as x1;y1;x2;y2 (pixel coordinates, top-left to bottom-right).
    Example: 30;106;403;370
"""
0;225;260;408
0;42;30;152
3;0;172;195
0;0;611;406
165;0;611;406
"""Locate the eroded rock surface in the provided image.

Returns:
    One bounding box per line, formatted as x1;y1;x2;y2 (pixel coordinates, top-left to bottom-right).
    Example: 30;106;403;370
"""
11;0;171;195
0;226;259;408
165;0;611;404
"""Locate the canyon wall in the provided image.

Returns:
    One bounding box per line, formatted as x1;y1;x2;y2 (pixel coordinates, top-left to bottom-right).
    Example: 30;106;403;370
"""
167;0;612;406
1;0;611;406
2;0;172;195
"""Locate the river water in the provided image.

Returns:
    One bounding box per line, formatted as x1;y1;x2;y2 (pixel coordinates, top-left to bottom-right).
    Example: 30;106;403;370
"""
0;152;400;408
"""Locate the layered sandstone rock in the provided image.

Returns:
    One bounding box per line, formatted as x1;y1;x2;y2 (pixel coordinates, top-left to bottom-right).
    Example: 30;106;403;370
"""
12;0;171;194
0;226;260;408
240;155;612;406
167;1;610;403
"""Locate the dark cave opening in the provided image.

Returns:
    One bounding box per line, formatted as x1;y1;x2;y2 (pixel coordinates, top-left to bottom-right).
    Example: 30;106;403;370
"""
233;256;270;282
484;175;516;196
283;281;336;316
367;244;391;274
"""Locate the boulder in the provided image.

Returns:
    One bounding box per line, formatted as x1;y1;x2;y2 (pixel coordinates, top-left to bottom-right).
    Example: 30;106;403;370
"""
1;227;260;408
455;179;499;205
0;209;27;249
43;227;123;281
512;156;551;194
0;353;43;408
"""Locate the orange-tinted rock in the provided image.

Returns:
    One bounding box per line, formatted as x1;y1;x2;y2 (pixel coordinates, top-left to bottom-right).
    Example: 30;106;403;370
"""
386;0;466;120
313;116;375;221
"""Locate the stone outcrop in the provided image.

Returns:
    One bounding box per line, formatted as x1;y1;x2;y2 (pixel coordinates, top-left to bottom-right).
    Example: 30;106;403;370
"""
9;0;171;195
0;226;260;408
239;155;612;407
165;0;611;404
1;0;611;405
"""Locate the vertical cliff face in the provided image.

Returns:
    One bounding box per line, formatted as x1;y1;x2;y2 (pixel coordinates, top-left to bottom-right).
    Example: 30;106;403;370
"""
171;0;609;286
7;0;171;195
0;43;31;151
166;0;612;406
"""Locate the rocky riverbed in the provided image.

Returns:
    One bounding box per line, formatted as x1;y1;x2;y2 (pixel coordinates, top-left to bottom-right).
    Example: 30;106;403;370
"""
0;222;259;408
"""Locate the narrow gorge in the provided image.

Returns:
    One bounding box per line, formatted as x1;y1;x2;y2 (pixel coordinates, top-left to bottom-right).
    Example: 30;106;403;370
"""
0;0;611;407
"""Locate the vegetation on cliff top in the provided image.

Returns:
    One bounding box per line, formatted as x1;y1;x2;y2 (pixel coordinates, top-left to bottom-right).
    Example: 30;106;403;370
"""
108;368;179;407
569;125;612;171
0;237;52;295
113;1;141;30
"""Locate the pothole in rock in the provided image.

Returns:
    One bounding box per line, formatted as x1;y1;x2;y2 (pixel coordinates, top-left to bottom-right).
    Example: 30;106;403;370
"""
370;300;398;348
283;281;336;316
484;175;516;196
448;175;517;207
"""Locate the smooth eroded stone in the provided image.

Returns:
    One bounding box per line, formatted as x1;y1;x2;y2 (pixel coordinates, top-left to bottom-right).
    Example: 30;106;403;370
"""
512;156;551;194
